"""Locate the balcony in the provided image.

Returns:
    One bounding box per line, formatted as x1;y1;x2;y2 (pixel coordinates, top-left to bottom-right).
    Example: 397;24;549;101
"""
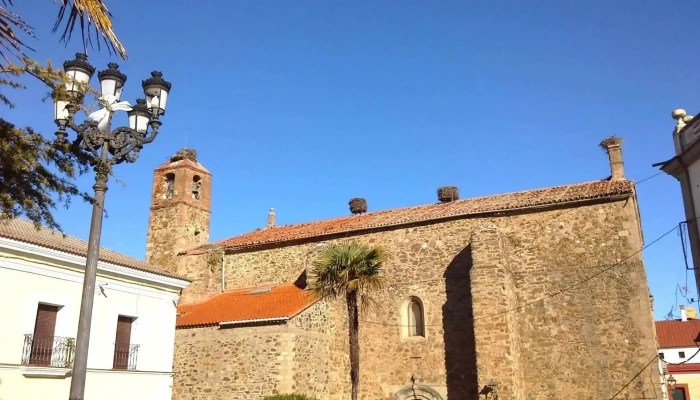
112;343;139;371
21;334;75;368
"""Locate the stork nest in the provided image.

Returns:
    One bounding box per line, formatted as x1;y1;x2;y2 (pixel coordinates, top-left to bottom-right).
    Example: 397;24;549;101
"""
437;186;459;203
171;148;198;162
349;198;367;214
599;136;623;150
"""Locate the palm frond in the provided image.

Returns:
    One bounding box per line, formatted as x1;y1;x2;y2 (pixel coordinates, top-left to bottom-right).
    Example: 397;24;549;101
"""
53;0;126;59
308;240;387;306
0;3;34;63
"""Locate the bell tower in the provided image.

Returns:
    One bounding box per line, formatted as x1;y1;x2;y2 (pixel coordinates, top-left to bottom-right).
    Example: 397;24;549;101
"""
145;148;211;273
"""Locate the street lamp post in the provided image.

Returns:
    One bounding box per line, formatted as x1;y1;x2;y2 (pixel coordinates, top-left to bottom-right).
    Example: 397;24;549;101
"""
53;53;172;400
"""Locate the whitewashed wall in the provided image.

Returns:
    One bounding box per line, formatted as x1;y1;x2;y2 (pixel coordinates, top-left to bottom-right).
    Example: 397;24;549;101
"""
0;238;188;400
659;346;700;365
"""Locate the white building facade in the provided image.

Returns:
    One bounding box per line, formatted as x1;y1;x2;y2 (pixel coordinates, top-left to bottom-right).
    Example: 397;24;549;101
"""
656;307;700;400
656;109;700;296
0;218;189;400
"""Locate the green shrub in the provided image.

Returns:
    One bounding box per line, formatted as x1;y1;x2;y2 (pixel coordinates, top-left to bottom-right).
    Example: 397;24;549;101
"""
263;395;318;400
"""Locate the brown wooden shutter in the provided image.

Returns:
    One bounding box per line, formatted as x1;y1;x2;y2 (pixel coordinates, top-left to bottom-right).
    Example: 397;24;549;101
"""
113;316;133;370
115;316;133;345
33;304;58;337
30;304;58;365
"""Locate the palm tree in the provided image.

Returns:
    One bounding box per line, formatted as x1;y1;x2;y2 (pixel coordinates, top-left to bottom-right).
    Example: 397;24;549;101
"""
0;0;126;63
308;240;387;400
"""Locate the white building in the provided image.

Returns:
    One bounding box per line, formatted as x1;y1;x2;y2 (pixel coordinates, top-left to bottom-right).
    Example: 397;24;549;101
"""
656;306;700;400
0;218;190;400
655;109;700;296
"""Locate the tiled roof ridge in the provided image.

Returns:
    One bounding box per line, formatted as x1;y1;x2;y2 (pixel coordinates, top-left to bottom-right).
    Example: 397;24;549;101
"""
186;178;634;254
13;224;125;257
233;179;621;231
180;283;290;306
0;217;188;281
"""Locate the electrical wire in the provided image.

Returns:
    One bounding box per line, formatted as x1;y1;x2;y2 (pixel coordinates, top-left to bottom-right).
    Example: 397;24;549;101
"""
635;171;665;185
608;347;700;400
361;216;682;327
606;355;660;400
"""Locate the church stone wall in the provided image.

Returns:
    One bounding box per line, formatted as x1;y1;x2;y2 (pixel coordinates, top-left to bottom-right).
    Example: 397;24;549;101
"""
182;196;658;399
172;302;331;400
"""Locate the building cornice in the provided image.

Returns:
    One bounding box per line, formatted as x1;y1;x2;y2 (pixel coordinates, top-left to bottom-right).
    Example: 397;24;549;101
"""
0;237;189;290
658;138;700;179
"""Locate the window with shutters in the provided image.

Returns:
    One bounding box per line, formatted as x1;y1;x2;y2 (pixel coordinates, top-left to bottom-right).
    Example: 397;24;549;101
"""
29;304;59;365
112;316;139;370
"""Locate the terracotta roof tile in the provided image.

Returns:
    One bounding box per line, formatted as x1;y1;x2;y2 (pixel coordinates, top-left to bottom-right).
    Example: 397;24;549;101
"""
656;319;700;348
176;283;316;327
190;179;634;253
0;218;187;281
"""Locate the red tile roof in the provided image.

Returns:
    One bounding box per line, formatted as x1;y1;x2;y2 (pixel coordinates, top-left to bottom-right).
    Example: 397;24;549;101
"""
656;319;700;348
187;179;634;254
176;283;316;328
0;218;187;281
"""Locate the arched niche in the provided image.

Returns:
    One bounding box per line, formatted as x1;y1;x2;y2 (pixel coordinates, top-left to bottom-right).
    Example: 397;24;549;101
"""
393;384;444;400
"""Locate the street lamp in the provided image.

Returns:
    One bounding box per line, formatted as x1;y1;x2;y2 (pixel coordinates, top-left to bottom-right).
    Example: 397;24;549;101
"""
55;53;172;400
668;375;677;393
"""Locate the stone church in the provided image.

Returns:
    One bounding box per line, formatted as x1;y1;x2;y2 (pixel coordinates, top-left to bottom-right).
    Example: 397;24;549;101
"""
145;139;660;400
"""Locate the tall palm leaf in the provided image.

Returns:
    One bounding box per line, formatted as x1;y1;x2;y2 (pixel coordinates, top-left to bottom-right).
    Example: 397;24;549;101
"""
0;0;126;64
308;240;387;400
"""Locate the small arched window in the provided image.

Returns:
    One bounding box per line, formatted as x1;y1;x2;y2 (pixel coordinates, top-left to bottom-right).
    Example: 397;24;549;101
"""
164;173;175;199
192;175;201;200
403;297;425;338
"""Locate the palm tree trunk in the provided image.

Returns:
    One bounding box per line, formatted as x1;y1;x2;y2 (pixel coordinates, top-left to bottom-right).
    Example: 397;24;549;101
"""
346;290;360;400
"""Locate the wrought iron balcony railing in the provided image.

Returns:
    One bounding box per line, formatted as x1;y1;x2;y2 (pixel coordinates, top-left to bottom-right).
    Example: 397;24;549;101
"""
21;334;76;368
112;343;139;371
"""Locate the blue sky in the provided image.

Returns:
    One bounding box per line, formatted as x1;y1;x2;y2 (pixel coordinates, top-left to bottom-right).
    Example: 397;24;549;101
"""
5;0;698;320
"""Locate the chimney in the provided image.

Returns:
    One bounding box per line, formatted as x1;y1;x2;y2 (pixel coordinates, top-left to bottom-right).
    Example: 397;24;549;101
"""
681;305;688;322
599;137;625;181
267;208;276;227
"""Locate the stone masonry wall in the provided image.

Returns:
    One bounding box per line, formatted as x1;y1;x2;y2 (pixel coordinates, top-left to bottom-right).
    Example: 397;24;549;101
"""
175;196;659;399
288;301;331;399
146;159;211;288
469;225;528;400
173;302;330;400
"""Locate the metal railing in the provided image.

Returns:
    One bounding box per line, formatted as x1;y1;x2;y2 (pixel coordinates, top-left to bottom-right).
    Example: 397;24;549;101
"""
21;334;76;368
112;343;139;371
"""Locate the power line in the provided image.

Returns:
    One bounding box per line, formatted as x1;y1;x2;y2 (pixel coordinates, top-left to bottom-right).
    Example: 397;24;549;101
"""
635;171;665;186
606;355;660;400
361;215;683;328
608;348;700;400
